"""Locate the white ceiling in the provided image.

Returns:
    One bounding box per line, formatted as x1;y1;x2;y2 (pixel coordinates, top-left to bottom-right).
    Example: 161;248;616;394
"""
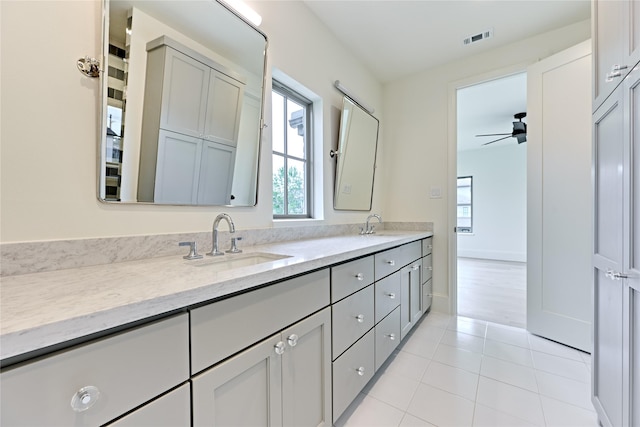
303;0;590;83
302;0;590;151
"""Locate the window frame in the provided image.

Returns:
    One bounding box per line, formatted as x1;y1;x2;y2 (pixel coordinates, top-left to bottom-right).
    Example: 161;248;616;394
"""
457;176;473;233
271;80;313;219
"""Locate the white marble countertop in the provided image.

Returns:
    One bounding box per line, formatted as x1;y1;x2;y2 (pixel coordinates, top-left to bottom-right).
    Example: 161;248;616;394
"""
0;231;431;362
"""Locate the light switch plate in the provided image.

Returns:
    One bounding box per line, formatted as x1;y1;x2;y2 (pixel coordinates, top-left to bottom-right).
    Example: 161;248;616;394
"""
430;186;442;199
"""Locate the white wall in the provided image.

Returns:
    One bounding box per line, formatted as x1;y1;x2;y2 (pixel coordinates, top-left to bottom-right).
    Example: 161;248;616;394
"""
0;0;384;243
457;145;527;262
382;19;590;312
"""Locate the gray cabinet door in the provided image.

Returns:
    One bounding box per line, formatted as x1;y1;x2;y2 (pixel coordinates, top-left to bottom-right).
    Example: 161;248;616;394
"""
592;84;625;427
197;140;236;205
159;46;209;138
400;261;422;339
192;333;283;427
153;130;202;204
204;71;245;147
281;308;332;427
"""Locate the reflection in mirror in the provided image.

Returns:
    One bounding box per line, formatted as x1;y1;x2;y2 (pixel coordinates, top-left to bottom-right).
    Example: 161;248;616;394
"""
100;0;267;206
333;97;380;211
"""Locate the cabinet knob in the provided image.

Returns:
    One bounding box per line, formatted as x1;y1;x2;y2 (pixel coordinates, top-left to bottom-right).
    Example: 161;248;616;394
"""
274;341;286;355
385;292;396;299
386;260;395;266
355;314;365;323
356;367;365;376
70;386;100;412
355;273;364;281
287;334;299;347
385;333;396;341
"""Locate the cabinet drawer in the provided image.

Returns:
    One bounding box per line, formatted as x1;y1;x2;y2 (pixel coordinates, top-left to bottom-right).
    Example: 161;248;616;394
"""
332;329;375;423
375;271;401;322
375;246;402;280
401;241;422;266
191;269;330;374
331;255;374;302
422;237;433;256
0;314;189;427
423;279;433;312
332;285;374;360
422;254;433;283
108;383;190;426
375;307;401;371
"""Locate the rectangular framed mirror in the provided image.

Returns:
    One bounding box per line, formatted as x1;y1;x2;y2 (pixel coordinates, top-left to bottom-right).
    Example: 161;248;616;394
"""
333;97;380;211
99;0;267;206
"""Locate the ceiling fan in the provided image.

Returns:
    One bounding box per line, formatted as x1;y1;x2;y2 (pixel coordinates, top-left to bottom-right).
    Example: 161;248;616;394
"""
476;112;527;146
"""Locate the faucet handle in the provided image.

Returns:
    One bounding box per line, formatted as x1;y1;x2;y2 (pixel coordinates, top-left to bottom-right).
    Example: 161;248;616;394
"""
227;237;243;254
179;241;203;260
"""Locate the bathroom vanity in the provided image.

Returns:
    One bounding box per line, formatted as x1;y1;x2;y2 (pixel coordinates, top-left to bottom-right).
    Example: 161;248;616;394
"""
0;231;433;425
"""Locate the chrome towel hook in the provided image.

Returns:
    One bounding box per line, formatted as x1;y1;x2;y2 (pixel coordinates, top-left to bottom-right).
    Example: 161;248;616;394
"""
77;56;101;78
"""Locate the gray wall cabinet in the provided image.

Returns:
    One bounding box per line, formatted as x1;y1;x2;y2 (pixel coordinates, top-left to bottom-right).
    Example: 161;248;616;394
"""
138;37;244;204
592;1;640;425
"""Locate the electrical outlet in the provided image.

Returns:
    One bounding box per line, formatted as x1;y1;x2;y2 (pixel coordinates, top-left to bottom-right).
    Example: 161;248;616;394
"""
430;187;442;199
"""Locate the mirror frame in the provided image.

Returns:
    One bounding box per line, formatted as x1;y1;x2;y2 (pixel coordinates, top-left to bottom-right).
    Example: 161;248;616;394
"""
98;0;268;207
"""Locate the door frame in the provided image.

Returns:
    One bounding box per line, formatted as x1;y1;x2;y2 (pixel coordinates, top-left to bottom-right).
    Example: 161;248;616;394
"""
446;63;529;316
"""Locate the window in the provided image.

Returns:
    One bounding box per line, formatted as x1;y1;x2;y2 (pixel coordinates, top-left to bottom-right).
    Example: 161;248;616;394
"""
272;81;312;218
457;176;473;233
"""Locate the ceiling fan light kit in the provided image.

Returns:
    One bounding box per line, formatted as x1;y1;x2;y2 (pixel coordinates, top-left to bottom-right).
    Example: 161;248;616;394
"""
476;112;527;146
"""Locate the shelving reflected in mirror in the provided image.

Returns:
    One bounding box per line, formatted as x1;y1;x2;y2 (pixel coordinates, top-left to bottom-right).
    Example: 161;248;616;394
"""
100;0;267;206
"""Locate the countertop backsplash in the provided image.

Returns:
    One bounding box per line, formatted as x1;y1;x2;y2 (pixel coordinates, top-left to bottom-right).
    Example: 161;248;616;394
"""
0;222;432;277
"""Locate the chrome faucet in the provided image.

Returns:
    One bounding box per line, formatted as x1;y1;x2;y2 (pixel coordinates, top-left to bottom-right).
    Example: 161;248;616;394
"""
361;214;382;235
207;213;235;256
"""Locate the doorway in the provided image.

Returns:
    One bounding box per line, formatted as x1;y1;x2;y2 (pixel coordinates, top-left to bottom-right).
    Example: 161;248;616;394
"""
455;72;528;328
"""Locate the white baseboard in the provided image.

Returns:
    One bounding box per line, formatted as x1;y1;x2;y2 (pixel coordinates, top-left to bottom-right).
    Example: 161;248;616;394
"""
457;249;526;263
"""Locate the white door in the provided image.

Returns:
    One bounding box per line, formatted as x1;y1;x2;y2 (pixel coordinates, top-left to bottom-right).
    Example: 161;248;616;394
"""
527;40;593;351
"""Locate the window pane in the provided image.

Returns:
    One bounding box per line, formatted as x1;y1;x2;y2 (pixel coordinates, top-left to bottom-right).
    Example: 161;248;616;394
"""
287;159;306;215
287;99;305;159
273;154;285;215
272;92;285;153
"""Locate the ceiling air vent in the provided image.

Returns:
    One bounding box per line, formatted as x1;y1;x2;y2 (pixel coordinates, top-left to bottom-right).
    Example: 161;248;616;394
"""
463;29;493;46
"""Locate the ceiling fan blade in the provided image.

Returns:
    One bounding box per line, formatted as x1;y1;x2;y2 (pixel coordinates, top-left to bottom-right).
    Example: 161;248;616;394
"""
482;136;511;146
475;133;511;137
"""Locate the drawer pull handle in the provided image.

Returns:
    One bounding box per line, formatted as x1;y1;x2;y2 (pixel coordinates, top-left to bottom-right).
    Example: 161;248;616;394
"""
274;341;286;355
355;273;364;281
385;292;396;299
356;367;366;376
412;265;420;271
287;334;299;347
355;314;365;323
385;333;396;340
70;386;100;412
428;244;433;249
425;266;433;271
386;260;395;266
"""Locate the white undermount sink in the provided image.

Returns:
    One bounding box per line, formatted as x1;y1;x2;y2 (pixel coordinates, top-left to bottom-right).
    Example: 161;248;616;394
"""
191;252;292;270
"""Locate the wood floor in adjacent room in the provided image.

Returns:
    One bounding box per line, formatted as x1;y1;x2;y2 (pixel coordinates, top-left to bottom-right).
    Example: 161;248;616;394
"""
457;257;527;328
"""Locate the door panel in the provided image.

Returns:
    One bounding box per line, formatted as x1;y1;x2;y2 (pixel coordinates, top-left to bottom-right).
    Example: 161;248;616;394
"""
281;308;332;427
527;40;593;351
192;333;283;427
593;270;624;427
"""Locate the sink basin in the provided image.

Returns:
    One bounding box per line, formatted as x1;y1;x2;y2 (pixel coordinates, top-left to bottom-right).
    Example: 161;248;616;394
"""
191;252;291;271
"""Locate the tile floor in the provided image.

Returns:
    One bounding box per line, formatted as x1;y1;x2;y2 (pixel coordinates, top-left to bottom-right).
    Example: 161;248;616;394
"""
335;312;598;427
